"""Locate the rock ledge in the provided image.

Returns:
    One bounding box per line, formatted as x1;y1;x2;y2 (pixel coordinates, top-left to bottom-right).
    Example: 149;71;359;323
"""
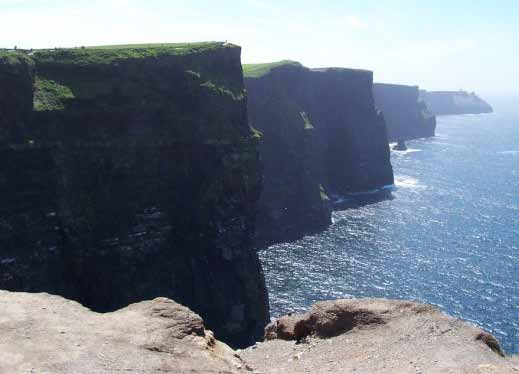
244;299;519;374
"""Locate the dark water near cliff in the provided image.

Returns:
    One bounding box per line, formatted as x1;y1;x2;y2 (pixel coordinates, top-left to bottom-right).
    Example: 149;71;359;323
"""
259;111;519;353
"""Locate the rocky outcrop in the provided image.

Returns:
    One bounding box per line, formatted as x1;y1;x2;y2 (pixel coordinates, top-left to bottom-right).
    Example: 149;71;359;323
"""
244;299;519;374
244;62;393;245
0;291;247;373
0;44;268;347
420;90;493;115
373;83;436;141
2;292;518;373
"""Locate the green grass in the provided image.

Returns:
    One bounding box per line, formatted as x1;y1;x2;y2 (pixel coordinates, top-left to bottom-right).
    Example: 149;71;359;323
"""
34;77;75;111
32;42;229;65
200;81;245;100
0;50;33;67
84;42;221;50
243;60;302;78
249;126;263;141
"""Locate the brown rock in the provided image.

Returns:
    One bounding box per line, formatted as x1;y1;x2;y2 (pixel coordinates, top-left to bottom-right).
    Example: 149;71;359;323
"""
266;299;386;341
0;290;244;373
246;299;519;374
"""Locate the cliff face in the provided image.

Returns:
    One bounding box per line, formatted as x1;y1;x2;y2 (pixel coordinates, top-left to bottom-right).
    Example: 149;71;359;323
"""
245;62;393;245
420;90;493;115
245;62;331;246
0;45;268;347
307;68;393;194
373;83;436;141
0;52;34;145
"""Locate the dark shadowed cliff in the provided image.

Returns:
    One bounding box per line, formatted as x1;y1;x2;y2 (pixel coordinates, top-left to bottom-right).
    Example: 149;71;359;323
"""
0;44;268;348
244;62;331;246
420;90;493;115
373;83;436;141
244;62;393;246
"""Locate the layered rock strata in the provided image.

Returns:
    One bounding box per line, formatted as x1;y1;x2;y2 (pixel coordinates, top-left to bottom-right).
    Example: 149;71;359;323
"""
0;44;268;347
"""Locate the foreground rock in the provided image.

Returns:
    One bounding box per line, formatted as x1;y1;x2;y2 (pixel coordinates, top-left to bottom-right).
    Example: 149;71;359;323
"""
0;291;246;373
420;90;493;115
243;299;519;373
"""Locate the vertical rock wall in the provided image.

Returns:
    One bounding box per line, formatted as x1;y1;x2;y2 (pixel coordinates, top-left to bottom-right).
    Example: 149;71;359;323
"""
0;45;268;348
245;63;394;245
373;83;436;141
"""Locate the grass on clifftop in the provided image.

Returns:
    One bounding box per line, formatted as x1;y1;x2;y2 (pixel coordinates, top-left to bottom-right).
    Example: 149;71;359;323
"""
243;60;302;78
33;42;229;65
0;50;33;67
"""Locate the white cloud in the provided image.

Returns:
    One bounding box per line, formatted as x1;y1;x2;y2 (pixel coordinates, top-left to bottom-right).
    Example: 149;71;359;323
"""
346;16;366;30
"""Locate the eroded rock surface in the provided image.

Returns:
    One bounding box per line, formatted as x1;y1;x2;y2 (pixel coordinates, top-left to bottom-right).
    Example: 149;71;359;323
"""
0;291;245;373
244;299;519;373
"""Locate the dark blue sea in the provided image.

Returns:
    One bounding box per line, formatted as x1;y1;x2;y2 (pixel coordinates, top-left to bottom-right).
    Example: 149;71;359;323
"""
259;108;519;353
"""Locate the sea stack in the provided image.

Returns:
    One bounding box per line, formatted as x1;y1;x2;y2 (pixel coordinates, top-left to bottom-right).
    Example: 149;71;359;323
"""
393;140;408;151
373;83;436;141
245;61;393;246
0;44;268;347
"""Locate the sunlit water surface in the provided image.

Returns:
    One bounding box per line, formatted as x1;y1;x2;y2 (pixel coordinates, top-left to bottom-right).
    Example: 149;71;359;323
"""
259;112;519;353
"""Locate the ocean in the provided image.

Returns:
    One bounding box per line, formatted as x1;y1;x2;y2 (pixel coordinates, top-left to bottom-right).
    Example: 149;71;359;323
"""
259;110;519;353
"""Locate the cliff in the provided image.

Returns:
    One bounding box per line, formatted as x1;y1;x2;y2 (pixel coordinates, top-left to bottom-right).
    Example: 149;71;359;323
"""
0;44;268;347
244;61;393;245
0;52;34;145
373;83;436;141
3;292;517;373
420;90;493;115
244;61;332;245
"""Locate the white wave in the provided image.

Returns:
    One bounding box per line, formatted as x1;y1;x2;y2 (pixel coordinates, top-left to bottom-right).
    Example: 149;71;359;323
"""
394;175;425;190
392;148;422;155
431;141;467;148
497;150;519;155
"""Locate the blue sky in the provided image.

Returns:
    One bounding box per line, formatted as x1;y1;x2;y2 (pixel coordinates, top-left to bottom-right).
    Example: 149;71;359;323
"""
1;0;518;95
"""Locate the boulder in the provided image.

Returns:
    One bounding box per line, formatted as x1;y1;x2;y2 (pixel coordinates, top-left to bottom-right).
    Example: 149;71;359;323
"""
0;290;245;373
244;299;519;374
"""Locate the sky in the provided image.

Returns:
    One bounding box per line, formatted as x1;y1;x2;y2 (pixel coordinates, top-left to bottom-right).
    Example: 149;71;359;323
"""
1;0;518;96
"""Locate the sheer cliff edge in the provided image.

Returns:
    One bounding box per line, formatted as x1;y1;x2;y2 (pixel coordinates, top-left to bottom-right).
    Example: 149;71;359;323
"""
0;44;269;348
374;83;436;141
244;61;394;246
